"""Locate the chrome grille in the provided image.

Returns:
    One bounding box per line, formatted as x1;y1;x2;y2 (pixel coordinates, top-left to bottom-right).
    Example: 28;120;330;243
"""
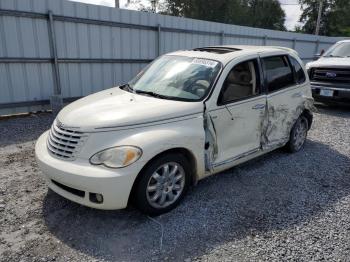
47;121;87;160
310;67;350;84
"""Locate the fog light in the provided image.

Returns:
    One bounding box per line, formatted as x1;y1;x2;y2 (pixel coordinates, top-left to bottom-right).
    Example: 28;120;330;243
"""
89;193;104;204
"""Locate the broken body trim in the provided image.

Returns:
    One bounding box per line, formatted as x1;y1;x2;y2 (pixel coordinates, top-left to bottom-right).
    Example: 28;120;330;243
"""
202;52;313;174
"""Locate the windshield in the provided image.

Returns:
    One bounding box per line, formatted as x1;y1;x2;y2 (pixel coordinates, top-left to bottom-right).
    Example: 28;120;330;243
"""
323;42;350;57
127;55;222;101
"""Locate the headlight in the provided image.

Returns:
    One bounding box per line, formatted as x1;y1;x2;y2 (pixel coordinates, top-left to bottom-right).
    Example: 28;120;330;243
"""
90;146;142;168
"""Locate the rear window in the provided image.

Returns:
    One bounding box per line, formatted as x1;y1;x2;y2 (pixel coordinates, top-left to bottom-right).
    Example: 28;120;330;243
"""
262;56;294;93
290;56;306;84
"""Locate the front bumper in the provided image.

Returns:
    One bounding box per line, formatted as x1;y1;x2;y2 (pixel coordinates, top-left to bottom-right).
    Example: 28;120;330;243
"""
311;82;350;103
35;131;141;210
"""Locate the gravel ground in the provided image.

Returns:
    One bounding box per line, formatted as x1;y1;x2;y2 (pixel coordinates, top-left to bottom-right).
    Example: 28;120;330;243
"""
1;105;350;262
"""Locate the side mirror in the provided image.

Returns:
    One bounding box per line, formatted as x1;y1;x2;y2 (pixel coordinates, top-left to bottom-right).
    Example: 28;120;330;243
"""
313;54;321;60
314;49;325;60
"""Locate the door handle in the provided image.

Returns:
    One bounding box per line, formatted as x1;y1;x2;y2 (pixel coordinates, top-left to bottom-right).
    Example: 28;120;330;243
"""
252;104;265;110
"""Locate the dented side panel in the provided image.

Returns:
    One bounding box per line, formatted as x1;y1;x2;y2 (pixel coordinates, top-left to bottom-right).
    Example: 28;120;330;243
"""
261;84;314;150
204;95;267;174
203;111;218;173
202;51;314;177
203;85;314;173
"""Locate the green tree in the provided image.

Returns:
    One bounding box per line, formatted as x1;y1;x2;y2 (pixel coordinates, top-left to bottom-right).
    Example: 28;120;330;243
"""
246;0;286;31
146;0;286;31
159;0;250;25
298;0;334;35
298;0;350;36
327;0;350;36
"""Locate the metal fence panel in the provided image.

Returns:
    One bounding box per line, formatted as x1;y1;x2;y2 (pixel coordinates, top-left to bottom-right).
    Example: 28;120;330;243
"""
0;0;345;116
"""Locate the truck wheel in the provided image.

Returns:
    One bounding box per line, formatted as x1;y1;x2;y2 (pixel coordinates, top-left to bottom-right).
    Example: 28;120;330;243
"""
286;116;309;153
134;153;191;215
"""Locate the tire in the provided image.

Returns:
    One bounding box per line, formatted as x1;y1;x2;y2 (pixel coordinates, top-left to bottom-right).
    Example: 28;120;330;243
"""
134;153;191;216
285;116;309;153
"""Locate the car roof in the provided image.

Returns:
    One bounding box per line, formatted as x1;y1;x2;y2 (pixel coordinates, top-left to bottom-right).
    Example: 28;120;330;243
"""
336;39;350;44
167;45;298;66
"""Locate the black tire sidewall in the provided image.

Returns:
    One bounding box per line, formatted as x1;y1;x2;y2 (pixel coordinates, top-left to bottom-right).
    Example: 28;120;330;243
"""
288;116;308;153
134;153;191;215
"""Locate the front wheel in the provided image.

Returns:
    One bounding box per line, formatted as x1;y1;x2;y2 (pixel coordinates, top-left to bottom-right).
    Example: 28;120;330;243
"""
285;116;309;153
134;153;191;215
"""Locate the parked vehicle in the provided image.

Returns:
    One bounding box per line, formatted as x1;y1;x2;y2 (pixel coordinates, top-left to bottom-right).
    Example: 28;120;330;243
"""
35;45;314;215
306;40;350;104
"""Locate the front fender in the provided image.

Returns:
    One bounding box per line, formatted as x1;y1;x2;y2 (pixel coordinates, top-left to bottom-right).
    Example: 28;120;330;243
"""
79;116;206;179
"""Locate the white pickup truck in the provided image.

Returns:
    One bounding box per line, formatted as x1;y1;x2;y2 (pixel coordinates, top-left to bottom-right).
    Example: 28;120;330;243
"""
306;40;350;104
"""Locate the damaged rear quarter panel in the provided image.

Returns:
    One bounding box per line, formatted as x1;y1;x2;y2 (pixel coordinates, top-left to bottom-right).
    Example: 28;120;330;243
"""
261;86;315;150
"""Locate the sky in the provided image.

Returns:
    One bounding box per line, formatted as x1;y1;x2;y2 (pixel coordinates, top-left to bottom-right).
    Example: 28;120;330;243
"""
279;0;303;30
69;0;303;31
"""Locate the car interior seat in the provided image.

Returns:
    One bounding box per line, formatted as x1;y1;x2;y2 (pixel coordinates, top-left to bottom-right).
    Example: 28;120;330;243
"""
222;62;255;102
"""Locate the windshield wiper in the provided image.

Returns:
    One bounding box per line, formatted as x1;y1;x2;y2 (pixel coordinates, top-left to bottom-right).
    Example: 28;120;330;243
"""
122;85;171;99
123;86;182;101
324;55;345;58
134;90;172;99
134;90;167;98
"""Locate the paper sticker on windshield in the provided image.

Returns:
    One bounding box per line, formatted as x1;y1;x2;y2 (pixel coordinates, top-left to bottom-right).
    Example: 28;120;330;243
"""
192;58;218;68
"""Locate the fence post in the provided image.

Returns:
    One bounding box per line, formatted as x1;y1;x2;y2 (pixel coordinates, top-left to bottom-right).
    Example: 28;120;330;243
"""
48;10;62;112
263;35;268;46
157;24;161;56
292;38;297;50
314;39;320;55
220;31;225;45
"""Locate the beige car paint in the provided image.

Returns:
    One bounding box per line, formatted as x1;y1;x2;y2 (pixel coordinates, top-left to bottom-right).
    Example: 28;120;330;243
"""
36;45;314;210
203;50;314;176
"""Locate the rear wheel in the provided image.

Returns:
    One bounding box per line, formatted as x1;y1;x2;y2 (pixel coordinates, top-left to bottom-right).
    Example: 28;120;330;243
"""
286;116;309;153
134;153;191;215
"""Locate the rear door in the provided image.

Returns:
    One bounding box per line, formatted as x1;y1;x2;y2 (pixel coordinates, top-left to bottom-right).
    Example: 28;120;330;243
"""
261;54;305;149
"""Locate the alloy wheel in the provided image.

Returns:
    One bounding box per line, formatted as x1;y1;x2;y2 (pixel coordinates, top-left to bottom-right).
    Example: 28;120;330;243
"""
146;162;186;209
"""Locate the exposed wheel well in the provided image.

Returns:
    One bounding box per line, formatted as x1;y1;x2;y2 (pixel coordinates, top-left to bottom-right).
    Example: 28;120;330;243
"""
301;109;313;130
128;148;197;205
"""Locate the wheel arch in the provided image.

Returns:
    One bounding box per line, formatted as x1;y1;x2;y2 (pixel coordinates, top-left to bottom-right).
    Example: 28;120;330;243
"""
301;108;313;130
128;147;198;205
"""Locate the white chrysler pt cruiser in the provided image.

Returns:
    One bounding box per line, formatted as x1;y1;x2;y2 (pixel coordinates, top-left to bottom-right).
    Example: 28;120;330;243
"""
36;45;314;215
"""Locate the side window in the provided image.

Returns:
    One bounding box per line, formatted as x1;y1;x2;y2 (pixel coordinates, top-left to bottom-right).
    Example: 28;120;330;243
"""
290;56;306;84
262;56;294;93
218;59;260;105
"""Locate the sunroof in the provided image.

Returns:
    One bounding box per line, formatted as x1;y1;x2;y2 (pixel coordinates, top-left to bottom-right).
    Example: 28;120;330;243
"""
192;47;241;54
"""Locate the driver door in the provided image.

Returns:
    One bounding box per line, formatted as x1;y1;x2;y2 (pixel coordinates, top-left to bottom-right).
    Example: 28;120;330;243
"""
206;56;267;171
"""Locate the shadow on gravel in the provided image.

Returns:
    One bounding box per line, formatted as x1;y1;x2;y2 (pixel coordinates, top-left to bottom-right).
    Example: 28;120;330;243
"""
42;140;350;261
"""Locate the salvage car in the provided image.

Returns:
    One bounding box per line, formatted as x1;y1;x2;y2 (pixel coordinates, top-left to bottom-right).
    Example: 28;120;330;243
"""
307;40;350;104
36;45;314;215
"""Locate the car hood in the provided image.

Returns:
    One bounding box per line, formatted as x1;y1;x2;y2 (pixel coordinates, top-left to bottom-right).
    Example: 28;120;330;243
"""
57;87;203;131
307;57;350;68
